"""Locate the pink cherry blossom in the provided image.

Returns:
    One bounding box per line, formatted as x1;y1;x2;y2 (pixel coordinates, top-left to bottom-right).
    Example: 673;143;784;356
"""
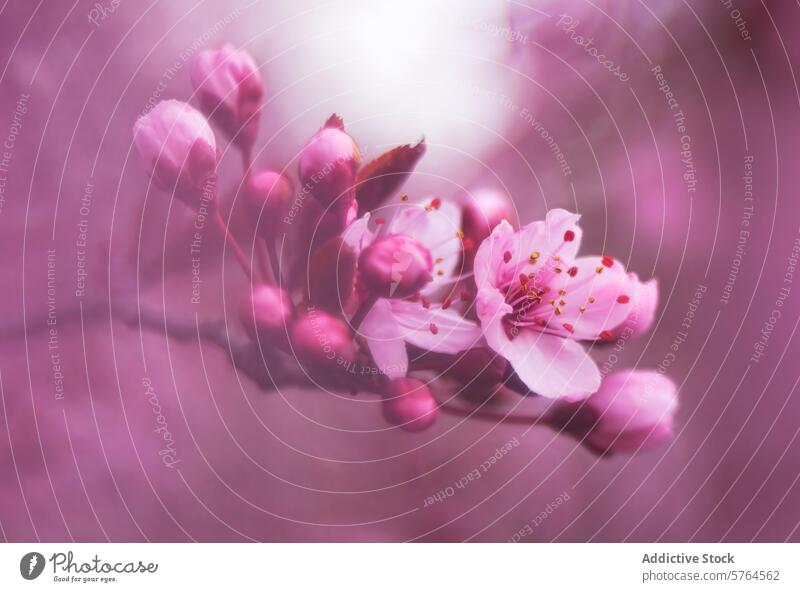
298;116;362;206
243;170;294;238
381;378;438;432
549;370;678;454
242;284;293;344
290;310;356;369
190;44;263;150
472;209;651;399
350;198;482;378
133;100;217;208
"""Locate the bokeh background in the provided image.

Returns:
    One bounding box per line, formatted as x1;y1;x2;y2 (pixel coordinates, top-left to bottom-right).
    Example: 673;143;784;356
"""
2;0;800;541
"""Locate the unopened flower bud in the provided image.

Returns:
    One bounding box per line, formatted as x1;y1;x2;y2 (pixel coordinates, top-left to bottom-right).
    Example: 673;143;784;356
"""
462;188;514;248
243;170;293;238
382;378;438;432
190;44;263;150
359;234;433;298
290;310;356;368
607;276;658;340
298;115;361;206
548;370;677;455
242;284;293;344
133;100;217;208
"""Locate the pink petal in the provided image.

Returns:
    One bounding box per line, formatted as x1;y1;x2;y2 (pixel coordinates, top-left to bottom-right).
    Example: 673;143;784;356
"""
388;199;463;292
473;211;582;293
473;219;515;289
511;209;582;270
485;327;600;399
609;275;659;338
341;213;375;254
359;299;408;378
539;255;638;340
389;300;482;354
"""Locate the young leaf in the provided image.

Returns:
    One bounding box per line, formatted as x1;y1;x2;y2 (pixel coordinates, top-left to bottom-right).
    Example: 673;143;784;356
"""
355;139;426;213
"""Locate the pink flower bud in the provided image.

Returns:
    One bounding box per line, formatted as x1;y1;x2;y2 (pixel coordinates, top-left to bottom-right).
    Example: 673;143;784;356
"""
607;276;658;340
549;370;677;455
462;188;514;248
133;100;217;208
298;115;362;206
290;310;356;368
242;284;293;344
243;170;294;238
358;234;433;298
190;44;263;150
382;378;438;432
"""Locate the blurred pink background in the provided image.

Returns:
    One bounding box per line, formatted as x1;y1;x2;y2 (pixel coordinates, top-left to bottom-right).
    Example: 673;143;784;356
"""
1;0;799;541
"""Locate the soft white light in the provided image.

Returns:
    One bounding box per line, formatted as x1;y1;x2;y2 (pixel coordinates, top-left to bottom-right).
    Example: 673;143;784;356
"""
185;0;526;190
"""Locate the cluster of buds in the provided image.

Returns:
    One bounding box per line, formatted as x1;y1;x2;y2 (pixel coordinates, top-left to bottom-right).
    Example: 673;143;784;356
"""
132;43;677;456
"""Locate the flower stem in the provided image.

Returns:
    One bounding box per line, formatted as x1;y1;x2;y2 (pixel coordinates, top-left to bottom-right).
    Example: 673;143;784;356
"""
256;239;272;283
266;240;282;284
240;145;252;176
437;401;544;425
349;293;379;331
213;206;253;282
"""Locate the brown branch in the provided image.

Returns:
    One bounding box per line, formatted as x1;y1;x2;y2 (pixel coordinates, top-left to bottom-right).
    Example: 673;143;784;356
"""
437;401;544;425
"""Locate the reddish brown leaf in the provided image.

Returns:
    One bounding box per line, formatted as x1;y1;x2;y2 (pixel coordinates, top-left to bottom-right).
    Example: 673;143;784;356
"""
355;139;426;213
324;113;345;130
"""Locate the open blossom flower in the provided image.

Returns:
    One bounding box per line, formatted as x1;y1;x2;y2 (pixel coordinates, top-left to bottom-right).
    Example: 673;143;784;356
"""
473;209;651;399
190;44;264;150
348;198;482;378
133;100;217;208
547;370;677;454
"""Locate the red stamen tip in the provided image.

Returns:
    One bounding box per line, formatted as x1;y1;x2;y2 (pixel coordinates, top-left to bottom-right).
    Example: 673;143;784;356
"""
599;330;614;341
442;296;452;310
601;255;614;268
519;273;528;285
563;323;574;333
564;230;575;242
375;217;386;225
617;295;630;304
567;266;578;277
429;323;439;335
503;251;512;263
430;197;442;210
